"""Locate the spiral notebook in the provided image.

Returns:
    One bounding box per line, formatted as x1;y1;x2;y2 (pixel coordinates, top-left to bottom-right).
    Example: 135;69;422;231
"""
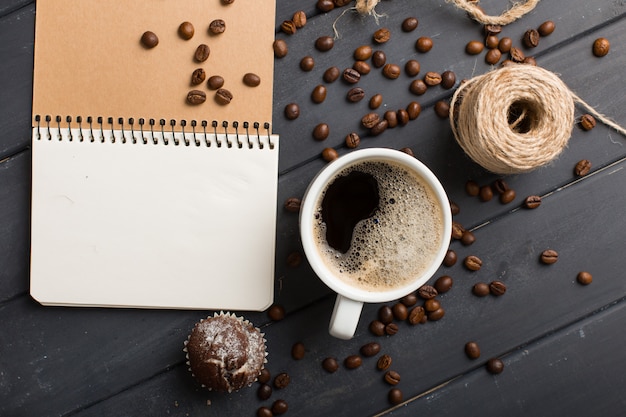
29;0;278;310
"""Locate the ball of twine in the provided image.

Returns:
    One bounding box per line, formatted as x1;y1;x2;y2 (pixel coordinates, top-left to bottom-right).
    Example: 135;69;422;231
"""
449;65;575;174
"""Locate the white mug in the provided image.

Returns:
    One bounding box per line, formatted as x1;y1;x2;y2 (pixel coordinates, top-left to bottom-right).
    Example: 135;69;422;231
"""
299;148;452;339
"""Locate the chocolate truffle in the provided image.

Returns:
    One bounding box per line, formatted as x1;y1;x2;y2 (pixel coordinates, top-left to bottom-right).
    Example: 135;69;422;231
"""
184;312;267;392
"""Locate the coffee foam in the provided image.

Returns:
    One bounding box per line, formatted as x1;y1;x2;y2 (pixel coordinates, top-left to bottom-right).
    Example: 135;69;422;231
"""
313;160;444;292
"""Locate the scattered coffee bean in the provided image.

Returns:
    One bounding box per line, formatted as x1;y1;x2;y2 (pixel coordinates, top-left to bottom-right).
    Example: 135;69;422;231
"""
322;147;338;161
434;275;453;293
186;90;206;105
479;185;493;202
577;271;593;285
388;388;403;405
489;280;507;296
369;94;383;109
593;37;610;57
257;406;273;417
472;282;490;297
465;40;484;55
347;87;365;103
500;188;516;204
424;71;442;86
344;355;362;369
493;179;509;194
382;63;401;79
257;383;272;400
434;100;450;118
178;22;194;40
353;60;371;75
343;68;361;84
323;66;340;83
408;305;425;324
373;27;391;44
415;36;433;52
273;39;288;58
484;24;502;36
322;357;339;373
540;249;559;264
271;399;288;415
498;37;513;53
243;73;261;87
392;303;408;320
291;342;305;360
485;48;502;65
465;180;480;196
424;298;441;312
372;50;387;68
258;368;271;384
579;114;596;131
461;230;476;246
428;307;445;321
465;341;481;359
441;70;456;89
407;101;422;119
397;109;410;126
284;103;300;120
311;85;327;103
362;113;380;129
191;68;206;85
409;79;428;95
400;292;418;307
524;57;538;66
267;304;286;320
524;195;542;209
378;305;394;324
377;354;392;370
384;111;398;128
360;342;381;357
194;44;210;62
300;56;315;71
385;323;399;335
315;36;334;52
207;75;224;90
313;123;330;141
510;46;525;62
286;251;302;267
140;31;159;48
418;285;438;300
404;59;421;77
345;132;360;148
209;19;226;34
450;201;460;216
354;45;373;60
369;320;386;336
215;88;232;105
273;372;290;389
402;17;419;32
443;249;457;266
523;29;540;48
292;10;307;28
464;255;482;271
538;20;555;36
370;119;388;135
486;358;504;374
317;0;335;12
384;370;401;385
280;20;297;35
574;159;592;176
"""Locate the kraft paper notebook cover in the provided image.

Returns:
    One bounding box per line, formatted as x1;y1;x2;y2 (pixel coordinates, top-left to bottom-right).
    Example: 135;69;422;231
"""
30;0;278;310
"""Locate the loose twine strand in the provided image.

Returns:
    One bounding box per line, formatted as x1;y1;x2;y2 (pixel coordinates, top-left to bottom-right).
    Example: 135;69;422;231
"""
449;64;626;174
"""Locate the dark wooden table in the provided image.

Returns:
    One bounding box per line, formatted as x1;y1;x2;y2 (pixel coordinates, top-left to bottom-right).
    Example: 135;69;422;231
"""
2;1;626;416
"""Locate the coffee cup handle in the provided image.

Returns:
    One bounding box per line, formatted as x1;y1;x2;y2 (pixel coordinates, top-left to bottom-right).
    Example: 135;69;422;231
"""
329;294;364;340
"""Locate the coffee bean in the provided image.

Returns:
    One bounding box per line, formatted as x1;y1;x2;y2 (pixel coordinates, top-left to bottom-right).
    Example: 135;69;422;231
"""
384;111;398;128
315;36;334;52
140;31;159;48
257;383;272;400
434;101;450;119
343;68;361;84
322;357;339;373
472;282;490;297
191;68;206;85
406;101;422;119
485;48;502;65
388;388;403;405
382;63;401;79
344;355;362;369
428;307;445;321
525;56;538;66
464;255;482;271
540;249;558;264
404;59;421;77
579;114;596;131
273;39;288;58
524;195;542;209
273;372;290;389
372;50;387;68
441;70;456;89
443;249;457;266
538;20;555;36
280;20;297;35
284;103;300;120
222;0;235;4
523;29;540;48
423;71;442;86
369;320;386;336
209;19;226;34
384;370;401;385
451;221;465;240
311;85;327;103
354;45;373;60
402;17;418;32
377;354;392;370
378;305;394;324
317;0;335;12
392;303;408;320
574;159;591;176
369;94;383;109
322;147;338;162
450;201;460;216
194;44;210;62
593;37;610;57
400;293;418;307
267;304;286;320
500;189;516;204
334;0;352;6
409;79;428;95
385;322;399;335
313;123;330;141
498;37;513;53
291;342;305;360
178;22;195;40
323;66;340;83
271;399;288;415
397;109;410;126
461;230;476;246
492;179;509;194
207;75;224;90
510;46;526;62
360;342;381;357
186;90;206;105
577;271;593;285
214;88;233;105
418;285;438;300
347;87;365;102
434;275;453;293
292;10;307;28
373;27;391;44
484;24;502;36
465;180;480;196
286;251;302;267
256;406;272;417
486;358;504;374
243;73;261;87
424;298;441;312
464;342;481;359
489;280;506;296
361;113;380;129
408;305;425;325
479;185;493;202
415;36;433;52
345;132;360;148
300;56;315;71
465;40;484;55
353;60;371;75
258;368;271;384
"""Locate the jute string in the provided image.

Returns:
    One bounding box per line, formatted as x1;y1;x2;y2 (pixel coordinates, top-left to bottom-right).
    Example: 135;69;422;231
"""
449;64;626;174
355;0;540;25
